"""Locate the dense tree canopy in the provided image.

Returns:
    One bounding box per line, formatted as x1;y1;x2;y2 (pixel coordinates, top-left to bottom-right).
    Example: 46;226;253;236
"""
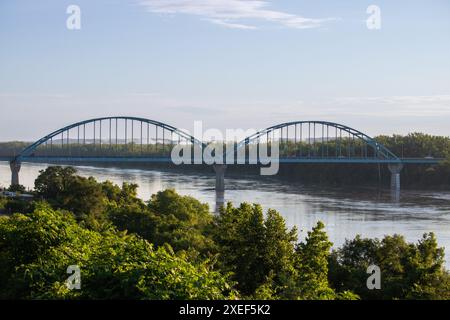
293;221;337;299
0;205;234;300
34;166;147;227
0;166;448;300
212;203;298;297
329;233;450;300
109;189;215;255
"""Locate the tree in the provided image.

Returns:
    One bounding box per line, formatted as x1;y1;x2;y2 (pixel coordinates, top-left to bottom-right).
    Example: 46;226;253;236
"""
146;189;215;254
328;235;379;297
3;198;34;215
101;181;143;208
212;203;298;297
34;166;107;222
59;175;106;222
293;221;337;299
7;184;26;193
0;205;235;300
404;233;450;299
34;166;77;200
33;166;144;227
328;233;450;299
108;203;157;242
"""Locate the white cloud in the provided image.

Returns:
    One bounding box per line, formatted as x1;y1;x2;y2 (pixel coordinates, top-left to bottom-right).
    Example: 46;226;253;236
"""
205;18;257;30
138;0;334;29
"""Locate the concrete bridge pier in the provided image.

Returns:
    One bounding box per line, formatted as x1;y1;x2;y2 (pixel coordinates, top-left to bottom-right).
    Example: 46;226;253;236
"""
10;160;21;186
388;163;403;192
213;164;227;193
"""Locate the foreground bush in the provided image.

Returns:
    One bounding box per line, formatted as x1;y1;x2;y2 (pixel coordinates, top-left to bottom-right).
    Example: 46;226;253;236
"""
0;205;234;300
329;234;450;300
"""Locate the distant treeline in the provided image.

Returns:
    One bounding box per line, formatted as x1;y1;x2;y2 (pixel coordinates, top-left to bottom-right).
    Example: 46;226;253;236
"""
0;141;31;157
377;133;450;158
1;132;449;158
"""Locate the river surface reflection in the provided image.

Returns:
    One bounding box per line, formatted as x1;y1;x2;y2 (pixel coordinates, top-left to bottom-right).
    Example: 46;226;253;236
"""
1;162;450;267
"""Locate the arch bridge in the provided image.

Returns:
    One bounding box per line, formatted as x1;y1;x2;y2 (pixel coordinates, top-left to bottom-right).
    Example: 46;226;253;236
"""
3;117;443;192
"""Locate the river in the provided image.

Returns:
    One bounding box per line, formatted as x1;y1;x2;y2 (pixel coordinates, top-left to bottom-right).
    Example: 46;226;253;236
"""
1;161;450;268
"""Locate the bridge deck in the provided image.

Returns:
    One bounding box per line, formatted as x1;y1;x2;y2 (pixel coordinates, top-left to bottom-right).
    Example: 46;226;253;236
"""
0;156;444;165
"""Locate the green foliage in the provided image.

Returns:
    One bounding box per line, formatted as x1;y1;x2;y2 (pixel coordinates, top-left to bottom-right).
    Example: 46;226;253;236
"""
3;198;34;214
293;221;337;299
10;142;174;159
34;168;214;255
34;166;107;223
212;203;298;297
0;205;234;300
34;166;146;227
376;133;450;158
60;176;106;220
110;189;215;255
0;196;6;211
7;184;27;193
377;133;450;187
108;203;156;242
329;233;450;300
34;166;78;200
146;189;215;254
101;180;143;208
0;141;30;157
1;165;448;300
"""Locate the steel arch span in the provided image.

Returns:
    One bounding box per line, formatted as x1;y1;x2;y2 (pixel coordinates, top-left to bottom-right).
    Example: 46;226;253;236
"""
231;121;400;163
7;117;443;192
14;116;204;162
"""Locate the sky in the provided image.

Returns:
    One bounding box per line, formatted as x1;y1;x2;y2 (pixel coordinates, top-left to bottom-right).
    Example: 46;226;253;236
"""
0;0;450;141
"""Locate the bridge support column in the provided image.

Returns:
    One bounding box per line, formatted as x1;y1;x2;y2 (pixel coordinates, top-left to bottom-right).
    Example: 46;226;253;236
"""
388;163;403;192
213;164;227;193
10;161;21;186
